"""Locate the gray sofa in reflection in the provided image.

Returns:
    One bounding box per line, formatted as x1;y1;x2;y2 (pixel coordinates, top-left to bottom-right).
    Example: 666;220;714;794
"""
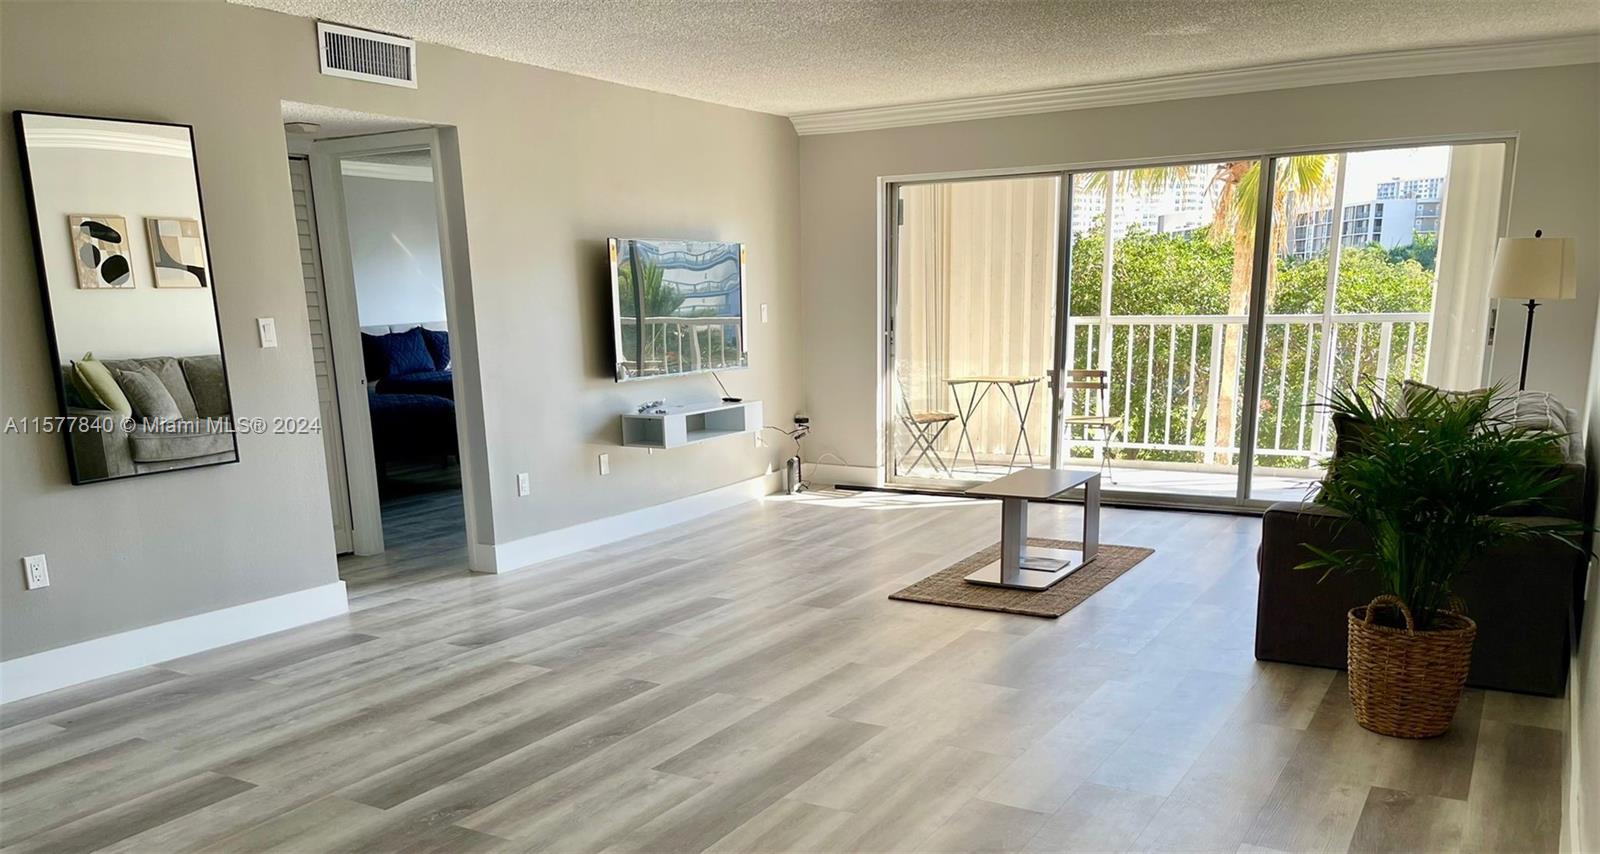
63;355;235;480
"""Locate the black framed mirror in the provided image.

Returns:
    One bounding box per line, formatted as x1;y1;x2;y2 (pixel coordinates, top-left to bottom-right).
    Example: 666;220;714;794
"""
14;111;238;484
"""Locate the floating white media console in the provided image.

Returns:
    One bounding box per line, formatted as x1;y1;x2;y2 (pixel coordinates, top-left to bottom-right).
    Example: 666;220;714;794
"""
621;400;762;449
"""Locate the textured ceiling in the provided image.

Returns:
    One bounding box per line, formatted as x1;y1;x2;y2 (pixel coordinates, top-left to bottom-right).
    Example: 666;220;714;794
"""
246;1;1599;115
281;101;434;137
348;150;433;167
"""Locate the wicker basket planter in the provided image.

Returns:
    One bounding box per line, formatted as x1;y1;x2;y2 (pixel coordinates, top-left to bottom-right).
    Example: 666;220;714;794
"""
1346;595;1477;738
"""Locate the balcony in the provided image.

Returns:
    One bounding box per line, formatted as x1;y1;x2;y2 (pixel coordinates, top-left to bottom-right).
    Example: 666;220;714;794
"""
888;147;1480;502
896;311;1431;501
618;315;744;378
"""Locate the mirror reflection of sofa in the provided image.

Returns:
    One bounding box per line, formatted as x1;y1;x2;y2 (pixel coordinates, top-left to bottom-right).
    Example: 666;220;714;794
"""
360;323;456;478
62;353;235;480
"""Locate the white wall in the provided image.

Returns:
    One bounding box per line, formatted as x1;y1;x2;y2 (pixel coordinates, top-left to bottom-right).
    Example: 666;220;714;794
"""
342;170;447;327
1;0;801;662
1567;306;1600;853
797;65;1600;475
22;117;223;360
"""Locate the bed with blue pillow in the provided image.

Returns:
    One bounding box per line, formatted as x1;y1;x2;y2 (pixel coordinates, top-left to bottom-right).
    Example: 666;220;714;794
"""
360;323;457;471
361;323;452;396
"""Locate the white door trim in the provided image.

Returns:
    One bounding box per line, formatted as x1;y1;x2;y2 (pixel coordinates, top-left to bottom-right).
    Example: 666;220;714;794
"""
290;156;355;554
308;143;384;555
307;128;488;560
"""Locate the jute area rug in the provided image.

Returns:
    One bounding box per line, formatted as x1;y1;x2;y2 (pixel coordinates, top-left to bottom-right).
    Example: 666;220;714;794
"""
889;538;1154;618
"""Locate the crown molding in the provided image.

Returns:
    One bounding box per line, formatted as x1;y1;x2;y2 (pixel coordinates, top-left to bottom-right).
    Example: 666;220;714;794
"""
340;160;434;182
22;127;192;158
789;35;1600;136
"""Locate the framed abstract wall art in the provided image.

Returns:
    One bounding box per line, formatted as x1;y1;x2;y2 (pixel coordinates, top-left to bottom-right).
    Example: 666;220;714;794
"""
145;216;209;287
68;214;134;289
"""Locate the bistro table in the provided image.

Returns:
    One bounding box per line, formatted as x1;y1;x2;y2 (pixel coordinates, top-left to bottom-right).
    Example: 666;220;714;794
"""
944;375;1044;473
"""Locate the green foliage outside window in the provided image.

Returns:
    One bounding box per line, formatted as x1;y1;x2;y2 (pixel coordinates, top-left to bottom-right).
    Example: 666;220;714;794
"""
1062;224;1436;469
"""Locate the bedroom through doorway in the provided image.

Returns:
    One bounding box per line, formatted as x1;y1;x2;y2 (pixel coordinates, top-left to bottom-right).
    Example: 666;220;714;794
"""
285;105;481;580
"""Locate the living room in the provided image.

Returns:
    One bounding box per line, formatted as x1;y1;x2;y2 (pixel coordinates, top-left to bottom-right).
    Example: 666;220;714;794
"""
1;2;1597;852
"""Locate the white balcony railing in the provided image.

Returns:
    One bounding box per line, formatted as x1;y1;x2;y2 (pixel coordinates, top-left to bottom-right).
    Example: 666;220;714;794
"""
619;315;743;375
1062;312;1430;468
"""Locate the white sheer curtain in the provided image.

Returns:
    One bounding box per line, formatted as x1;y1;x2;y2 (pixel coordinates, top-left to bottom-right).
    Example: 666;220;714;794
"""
1425;142;1506;390
894;176;1059;458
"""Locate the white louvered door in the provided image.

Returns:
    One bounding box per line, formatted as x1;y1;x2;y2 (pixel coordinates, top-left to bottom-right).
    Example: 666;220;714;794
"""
291;157;355;554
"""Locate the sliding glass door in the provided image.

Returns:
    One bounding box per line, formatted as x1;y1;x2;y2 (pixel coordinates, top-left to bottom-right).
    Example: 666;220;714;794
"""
1060;160;1263;499
888;174;1062;484
886;140;1506;506
1244;142;1505;499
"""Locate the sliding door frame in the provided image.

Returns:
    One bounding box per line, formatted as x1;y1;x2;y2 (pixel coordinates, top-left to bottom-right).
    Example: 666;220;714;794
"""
879;132;1517;512
1234;157;1279;502
1048;176;1075;471
882;170;1069;492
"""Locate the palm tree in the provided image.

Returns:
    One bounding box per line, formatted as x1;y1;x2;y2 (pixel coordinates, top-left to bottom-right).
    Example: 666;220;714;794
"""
617;260;687;369
1079;155;1334;464
1207;156;1334;463
617;260;685;319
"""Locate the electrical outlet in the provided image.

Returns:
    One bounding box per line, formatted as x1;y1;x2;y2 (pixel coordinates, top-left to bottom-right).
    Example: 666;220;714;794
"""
598;454;611;476
760;303;769;323
516;472;530;496
22;554;48;590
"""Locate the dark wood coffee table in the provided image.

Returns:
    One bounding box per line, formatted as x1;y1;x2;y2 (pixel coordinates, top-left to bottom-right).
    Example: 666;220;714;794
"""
963;468;1101;590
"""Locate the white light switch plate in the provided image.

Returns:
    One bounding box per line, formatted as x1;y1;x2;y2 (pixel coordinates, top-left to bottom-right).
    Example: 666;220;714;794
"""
257;317;278;349
760;303;769;323
516;472;530;496
22;554;49;590
598;454;611;476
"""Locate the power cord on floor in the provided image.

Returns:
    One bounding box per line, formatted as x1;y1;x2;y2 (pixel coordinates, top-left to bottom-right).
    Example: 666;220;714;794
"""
808;452;850;489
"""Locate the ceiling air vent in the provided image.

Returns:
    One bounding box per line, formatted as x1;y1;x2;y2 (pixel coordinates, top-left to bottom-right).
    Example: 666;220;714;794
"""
317;22;417;88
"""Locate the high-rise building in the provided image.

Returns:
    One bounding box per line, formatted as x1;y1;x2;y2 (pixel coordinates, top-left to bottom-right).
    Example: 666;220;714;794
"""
1070;168;1218;240
1376;175;1445;200
1288;195;1442;259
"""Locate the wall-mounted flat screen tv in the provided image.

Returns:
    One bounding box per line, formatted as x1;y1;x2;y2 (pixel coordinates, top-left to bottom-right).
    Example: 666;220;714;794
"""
609;238;747;382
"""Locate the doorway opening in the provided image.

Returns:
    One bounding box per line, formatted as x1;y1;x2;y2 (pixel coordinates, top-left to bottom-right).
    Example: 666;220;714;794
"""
284;103;483;580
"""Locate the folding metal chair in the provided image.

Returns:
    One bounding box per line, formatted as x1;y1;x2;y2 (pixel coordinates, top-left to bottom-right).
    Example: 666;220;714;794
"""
1059;369;1122;482
895;370;958;477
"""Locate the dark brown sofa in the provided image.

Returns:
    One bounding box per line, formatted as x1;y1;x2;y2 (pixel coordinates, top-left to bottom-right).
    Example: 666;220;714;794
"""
1255;462;1588;696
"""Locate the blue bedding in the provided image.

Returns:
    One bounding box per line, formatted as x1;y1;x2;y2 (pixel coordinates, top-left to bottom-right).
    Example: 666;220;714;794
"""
368;391;456;470
376;370;453;399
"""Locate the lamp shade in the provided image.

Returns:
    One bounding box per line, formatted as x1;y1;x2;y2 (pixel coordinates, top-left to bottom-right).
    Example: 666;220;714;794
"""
1488;236;1577;301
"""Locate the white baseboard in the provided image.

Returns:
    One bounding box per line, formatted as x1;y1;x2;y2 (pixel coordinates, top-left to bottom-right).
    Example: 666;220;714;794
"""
1566;654;1582;854
807;462;884;488
1566;641;1595;853
0;581;349;705
476;473;778;575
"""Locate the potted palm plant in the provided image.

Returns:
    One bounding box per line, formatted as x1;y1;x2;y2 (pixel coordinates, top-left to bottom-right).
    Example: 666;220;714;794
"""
1302;382;1583;738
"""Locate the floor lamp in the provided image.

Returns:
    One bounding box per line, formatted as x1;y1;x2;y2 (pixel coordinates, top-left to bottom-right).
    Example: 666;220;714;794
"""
1487;230;1576;390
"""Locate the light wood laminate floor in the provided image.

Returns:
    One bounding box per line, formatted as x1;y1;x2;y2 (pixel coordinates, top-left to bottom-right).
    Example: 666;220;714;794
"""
0;491;1566;853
